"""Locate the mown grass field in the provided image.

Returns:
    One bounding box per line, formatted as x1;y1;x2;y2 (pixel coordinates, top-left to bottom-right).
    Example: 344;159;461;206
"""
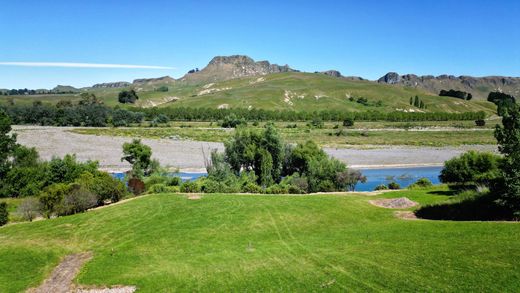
1;72;498;114
71;125;497;147
1;187;519;292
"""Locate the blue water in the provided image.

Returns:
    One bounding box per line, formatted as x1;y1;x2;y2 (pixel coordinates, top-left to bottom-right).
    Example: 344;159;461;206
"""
112;166;442;192
356;166;442;191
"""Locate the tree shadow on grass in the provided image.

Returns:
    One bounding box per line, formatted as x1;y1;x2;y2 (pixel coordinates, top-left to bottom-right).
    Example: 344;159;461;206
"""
427;190;458;196
416;193;514;221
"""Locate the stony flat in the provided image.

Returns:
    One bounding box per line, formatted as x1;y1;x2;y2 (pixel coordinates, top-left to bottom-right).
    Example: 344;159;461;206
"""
13;126;497;172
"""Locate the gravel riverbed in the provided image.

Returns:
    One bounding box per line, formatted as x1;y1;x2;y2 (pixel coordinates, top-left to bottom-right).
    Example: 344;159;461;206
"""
13;126;498;172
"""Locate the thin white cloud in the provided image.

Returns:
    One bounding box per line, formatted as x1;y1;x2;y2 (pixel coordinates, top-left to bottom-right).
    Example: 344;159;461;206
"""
0;62;174;69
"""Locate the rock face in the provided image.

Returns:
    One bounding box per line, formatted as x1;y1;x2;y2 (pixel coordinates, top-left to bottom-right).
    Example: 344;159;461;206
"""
180;55;296;83
320;70;342;78
378;72;401;84
133;76;175;85
378;72;520;99
92;81;131;89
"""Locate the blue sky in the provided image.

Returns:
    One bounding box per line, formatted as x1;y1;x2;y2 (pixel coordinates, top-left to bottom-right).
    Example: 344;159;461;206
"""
0;0;519;89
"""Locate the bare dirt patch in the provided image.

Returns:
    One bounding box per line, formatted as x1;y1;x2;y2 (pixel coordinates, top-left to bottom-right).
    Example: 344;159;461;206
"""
187;194;202;200
28;252;93;293
369;197;418;209
27;252;136;293
395;211;418;220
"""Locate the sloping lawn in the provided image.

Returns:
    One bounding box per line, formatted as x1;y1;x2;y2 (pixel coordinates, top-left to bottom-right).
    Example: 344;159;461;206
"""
1;188;519;292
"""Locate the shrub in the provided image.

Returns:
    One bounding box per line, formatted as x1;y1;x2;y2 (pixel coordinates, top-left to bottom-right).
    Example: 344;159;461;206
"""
118;90;139;104
75;172;127;204
57;184;97;216
0;202;8;226
148;183;169;193
180;181;200;193
167;176;181;186
374;184;388;191
17;198;42;221
154;114;169;124
342;118;354;127
281;173;309;194
221;114;247;128
265;184;288;194
388;182;401;190
440;151;502;185
39;183;69;218
475;119;486;127
242;182;263;193
409;178;433;189
144;173;169;189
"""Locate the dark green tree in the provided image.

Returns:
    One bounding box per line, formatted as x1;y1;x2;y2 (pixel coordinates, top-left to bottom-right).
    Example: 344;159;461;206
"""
414;96;420;107
0;110;17;178
121;139;152;177
0;202;7;226
494;102;520;216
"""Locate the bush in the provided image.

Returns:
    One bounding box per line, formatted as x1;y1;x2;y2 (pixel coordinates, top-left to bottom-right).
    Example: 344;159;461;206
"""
148;183;169;193
180;181;200;193
475;119;486;127
75;172;127;204
56;184;97;216
242;182;263;193
118;90;139;104
374;184;388;191
154;114;169;124
409;178;433;189
17;198;42;221
0;202;8;226
221;114;247;128
388;182;401;190
343;118;354;127
39;183;69;218
167;176;181;186
440;151;502;185
144;173;169;189
265;184;288;194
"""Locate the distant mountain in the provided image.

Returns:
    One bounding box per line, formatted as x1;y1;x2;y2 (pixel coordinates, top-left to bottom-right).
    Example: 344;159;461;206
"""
52;85;79;93
72;55;517;102
377;72;520;99
178;55;297;84
133;76;175;86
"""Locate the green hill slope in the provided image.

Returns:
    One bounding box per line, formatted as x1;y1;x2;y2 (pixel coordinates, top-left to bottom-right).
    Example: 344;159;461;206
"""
1;190;519;292
1;72;497;114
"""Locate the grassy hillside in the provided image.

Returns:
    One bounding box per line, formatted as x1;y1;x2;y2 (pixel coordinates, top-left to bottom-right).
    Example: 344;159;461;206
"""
1;73;497;114
1;188;519;292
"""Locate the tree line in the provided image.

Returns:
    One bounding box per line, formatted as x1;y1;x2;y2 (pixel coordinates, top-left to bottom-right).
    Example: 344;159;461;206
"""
139;107;486;122
439;89;473;100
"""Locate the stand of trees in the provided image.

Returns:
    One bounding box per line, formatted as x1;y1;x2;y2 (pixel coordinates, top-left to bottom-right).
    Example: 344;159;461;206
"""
0;109;128;226
1;94;144;127
440;89;473;100
138;107;486;122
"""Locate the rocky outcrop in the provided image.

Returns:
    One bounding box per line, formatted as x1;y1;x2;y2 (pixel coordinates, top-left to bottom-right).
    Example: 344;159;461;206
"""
320;70;342;78
377;72;520;99
92;81;131;89
180;55;296;84
133;76;175;85
377;72;401;84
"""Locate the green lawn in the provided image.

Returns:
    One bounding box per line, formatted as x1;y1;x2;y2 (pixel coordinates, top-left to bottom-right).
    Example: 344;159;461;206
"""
1;188;519;292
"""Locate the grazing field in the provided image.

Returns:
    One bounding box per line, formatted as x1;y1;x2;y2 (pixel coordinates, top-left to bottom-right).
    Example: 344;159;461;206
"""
71;126;496;147
1;187;519;292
